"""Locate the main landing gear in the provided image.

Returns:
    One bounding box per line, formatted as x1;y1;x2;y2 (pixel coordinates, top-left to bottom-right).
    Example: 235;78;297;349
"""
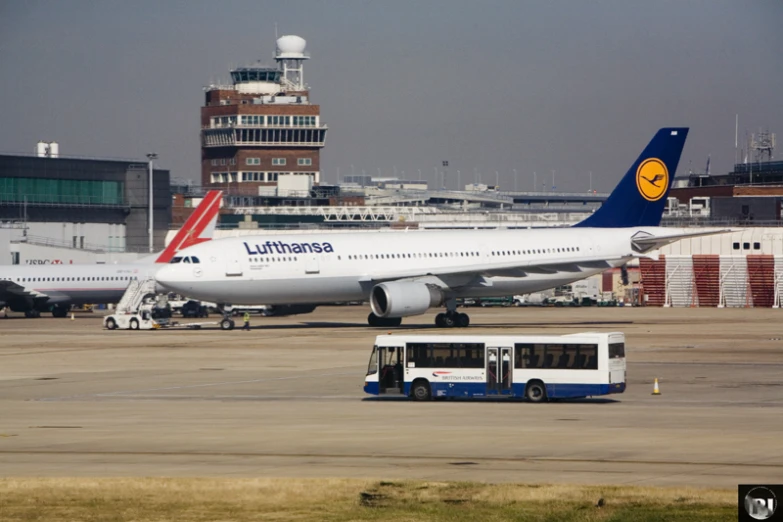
435;298;470;328
367;313;402;327
435;311;470;328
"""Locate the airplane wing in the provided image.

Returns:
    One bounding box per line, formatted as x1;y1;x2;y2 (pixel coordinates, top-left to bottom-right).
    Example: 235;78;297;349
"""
360;256;621;288
0;280;49;305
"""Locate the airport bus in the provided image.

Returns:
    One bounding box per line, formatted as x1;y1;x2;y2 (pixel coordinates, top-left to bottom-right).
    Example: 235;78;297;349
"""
364;332;626;401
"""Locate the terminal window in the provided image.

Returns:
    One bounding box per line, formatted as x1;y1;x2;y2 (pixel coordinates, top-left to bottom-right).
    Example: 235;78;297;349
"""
0;178;123;206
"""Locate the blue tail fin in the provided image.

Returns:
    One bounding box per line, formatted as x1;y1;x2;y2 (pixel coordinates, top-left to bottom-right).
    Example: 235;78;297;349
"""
574;127;688;228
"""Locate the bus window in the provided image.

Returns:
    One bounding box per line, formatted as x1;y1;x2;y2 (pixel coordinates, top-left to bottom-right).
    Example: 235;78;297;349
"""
407;343;430;367
543;344;563;368
431;346;452;367
577;344;598;370
458;344;484;368
515;343;543;368
557;348;574;369
609;343;625;359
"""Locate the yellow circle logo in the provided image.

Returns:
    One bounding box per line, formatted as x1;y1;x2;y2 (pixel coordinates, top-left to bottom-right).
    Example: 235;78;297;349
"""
636;158;669;202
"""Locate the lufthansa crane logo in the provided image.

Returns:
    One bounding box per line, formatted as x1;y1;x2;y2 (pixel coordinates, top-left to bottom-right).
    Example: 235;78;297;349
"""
636;158;669;202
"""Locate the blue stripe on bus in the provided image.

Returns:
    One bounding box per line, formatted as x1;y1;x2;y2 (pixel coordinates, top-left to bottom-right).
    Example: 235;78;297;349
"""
365;380;626;399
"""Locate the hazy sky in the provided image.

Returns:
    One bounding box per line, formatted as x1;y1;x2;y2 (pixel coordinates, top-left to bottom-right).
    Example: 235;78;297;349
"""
1;1;781;192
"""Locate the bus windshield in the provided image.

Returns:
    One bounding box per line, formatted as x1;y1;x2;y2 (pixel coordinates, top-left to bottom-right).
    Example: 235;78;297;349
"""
367;346;378;375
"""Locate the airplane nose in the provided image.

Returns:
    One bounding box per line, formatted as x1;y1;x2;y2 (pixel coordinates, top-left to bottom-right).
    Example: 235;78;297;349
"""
154;265;184;290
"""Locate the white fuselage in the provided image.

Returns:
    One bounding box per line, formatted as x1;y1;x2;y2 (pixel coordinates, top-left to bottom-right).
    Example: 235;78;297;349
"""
155;227;642;306
0;262;160;307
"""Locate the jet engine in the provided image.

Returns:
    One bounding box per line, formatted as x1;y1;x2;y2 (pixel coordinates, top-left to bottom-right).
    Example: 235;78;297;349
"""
370;282;445;318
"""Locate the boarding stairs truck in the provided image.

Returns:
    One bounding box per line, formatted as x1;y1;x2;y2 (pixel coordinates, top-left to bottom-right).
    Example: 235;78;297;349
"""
103;278;161;330
104;278;219;330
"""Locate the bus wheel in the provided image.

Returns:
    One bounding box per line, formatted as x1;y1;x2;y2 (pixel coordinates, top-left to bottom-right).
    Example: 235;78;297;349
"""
525;381;547;403
410;380;431;401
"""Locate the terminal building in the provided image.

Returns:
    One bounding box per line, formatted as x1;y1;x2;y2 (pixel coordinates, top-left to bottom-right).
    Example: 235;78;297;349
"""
201;35;327;195
0;144;170;265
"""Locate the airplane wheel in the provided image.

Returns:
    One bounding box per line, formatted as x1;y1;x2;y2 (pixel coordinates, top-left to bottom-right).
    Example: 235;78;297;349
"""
386;317;402;327
434;313;445;327
457;313;470;328
130;318;140;330
368;313;381;327
105;318;117;330
442;314;456;328
220;318;234;331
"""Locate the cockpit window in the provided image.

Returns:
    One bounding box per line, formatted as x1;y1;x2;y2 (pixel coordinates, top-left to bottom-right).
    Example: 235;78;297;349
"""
191;256;200;264
183;257;191;263
170;257;183;264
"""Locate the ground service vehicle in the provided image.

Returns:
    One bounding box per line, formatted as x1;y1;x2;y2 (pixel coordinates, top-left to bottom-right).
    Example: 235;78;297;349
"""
364;332;626;401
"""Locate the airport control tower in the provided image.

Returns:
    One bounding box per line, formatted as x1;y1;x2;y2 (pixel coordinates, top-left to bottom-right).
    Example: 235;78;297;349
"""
201;35;327;194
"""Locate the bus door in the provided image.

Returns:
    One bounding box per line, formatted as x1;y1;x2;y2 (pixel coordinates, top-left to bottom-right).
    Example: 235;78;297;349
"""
486;347;513;395
377;345;403;395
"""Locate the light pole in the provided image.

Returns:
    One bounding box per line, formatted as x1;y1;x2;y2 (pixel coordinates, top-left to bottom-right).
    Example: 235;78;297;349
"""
146;153;158;253
513;169;517;192
442;161;448;190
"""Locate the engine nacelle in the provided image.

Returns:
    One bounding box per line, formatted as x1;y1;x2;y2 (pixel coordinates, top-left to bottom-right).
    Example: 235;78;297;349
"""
370;281;445;318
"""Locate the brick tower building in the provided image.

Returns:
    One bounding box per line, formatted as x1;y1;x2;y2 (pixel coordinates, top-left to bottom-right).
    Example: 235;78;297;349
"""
201;35;327;194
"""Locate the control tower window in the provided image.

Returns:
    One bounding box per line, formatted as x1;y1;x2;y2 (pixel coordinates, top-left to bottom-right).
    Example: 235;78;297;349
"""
272;158;286;166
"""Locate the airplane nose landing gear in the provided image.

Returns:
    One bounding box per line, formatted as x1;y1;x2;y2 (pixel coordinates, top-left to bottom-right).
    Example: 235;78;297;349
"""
217;304;235;331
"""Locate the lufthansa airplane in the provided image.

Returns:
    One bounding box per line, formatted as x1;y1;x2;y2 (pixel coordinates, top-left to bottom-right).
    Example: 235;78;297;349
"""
0;191;222;317
157;128;722;330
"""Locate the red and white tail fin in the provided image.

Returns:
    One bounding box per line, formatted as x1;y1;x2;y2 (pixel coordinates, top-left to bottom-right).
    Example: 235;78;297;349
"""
154;191;223;263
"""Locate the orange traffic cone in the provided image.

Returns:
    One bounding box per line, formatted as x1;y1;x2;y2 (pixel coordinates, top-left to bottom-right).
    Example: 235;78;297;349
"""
651;378;661;395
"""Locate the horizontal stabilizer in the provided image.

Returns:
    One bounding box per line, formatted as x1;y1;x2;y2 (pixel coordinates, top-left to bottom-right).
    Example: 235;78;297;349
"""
631;229;734;254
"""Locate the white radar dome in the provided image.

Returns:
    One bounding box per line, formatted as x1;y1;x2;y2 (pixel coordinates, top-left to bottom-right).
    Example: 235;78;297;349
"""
276;35;307;57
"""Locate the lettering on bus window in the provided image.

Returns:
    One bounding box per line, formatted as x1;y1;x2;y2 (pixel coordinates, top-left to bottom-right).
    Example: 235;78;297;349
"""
514;343;598;370
609;343;625;359
406;342;485;368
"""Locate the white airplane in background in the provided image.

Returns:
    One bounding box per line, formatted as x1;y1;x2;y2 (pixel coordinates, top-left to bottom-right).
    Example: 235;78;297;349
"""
0;190;223;317
157;128;725;330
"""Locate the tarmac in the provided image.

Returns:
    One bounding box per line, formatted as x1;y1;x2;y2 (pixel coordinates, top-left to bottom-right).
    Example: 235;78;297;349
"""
1;305;782;488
